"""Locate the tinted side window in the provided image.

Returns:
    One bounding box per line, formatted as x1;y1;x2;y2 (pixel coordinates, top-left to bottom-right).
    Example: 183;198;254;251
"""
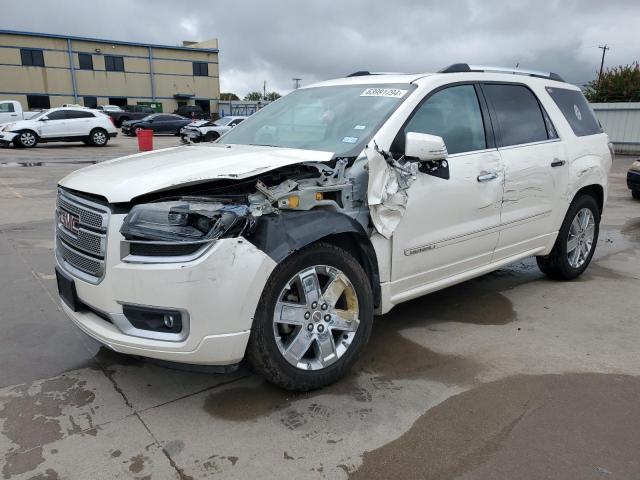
545;87;601;137
483;84;548;147
404;85;486;155
66;110;95;119
47;111;67;120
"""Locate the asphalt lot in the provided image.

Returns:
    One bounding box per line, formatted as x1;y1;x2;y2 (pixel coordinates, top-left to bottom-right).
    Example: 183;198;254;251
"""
0;138;639;479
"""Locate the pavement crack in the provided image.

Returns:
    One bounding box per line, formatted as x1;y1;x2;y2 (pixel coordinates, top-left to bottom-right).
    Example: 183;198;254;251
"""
96;362;134;410
134;411;193;480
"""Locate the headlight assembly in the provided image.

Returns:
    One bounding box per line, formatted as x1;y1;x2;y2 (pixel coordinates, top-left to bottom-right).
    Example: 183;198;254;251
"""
630;160;640;172
120;199;254;243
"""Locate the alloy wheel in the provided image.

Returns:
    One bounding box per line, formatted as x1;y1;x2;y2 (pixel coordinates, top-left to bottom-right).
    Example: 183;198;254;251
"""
567;207;595;268
273;265;360;371
20;132;36;146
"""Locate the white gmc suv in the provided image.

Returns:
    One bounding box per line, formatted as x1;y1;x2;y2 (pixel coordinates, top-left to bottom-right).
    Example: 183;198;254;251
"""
55;64;612;390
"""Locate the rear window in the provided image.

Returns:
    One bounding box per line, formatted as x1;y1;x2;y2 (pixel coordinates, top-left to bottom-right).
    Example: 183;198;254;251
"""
545;87;602;137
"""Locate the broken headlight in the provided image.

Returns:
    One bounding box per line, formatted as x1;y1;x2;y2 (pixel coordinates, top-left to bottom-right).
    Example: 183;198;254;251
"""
120;200;253;243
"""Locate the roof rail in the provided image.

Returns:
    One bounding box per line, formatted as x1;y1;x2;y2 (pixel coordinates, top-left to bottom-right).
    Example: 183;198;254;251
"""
345;71;411;78
438;63;565;82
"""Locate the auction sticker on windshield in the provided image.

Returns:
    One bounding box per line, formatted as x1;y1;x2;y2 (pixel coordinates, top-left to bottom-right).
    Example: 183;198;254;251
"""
360;88;407;98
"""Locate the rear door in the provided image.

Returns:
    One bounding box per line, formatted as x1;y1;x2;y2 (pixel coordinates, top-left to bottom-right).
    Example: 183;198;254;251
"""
64;110;95;136
390;83;504;296
482;83;568;260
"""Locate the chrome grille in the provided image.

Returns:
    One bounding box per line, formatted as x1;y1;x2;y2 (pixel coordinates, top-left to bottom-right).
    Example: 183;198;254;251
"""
55;189;110;284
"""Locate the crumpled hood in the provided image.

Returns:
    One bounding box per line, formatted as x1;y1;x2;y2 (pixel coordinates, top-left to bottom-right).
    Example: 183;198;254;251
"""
59;144;334;203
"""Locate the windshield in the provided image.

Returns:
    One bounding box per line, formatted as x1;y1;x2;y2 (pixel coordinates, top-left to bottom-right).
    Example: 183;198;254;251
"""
220;84;415;156
214;117;233;126
29;110;50;120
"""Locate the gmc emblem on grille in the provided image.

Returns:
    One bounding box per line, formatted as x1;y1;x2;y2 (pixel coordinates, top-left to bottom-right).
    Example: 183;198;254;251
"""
59;210;80;234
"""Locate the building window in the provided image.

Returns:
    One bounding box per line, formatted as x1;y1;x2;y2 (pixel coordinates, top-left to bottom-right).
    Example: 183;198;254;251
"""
26;95;50;110
83;96;98;109
105;55;125;72
108;97;128;107
78;53;94;70
20;48;45;67
193;62;208;76
195;99;211;113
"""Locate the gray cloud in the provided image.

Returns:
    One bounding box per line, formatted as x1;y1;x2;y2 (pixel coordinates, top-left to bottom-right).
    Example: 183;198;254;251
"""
1;0;638;96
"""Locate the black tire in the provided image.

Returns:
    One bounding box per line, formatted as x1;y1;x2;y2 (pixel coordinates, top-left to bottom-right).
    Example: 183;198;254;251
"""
247;242;374;391
88;128;109;147
536;194;600;280
14;130;38;148
118;117;130;127
632;190;640;200
204;132;219;142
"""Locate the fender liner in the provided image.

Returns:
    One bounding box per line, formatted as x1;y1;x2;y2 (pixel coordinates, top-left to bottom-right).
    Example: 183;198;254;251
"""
246;210;381;307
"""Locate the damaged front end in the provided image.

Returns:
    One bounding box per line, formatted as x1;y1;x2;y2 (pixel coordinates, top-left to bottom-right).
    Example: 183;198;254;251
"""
119;158;370;261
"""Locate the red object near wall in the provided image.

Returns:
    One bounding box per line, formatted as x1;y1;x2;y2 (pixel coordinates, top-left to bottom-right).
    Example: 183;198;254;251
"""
137;129;153;152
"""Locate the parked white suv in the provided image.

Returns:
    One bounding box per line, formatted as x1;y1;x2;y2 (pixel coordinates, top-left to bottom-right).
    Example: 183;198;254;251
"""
55;64;612;390
0;107;117;148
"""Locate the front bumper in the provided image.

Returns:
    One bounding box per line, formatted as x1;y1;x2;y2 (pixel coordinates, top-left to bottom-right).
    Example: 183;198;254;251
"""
180;128;202;143
0;131;17;146
57;215;277;365
627;169;640;191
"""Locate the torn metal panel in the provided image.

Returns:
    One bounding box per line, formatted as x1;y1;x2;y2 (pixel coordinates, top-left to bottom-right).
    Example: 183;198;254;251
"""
365;143;419;239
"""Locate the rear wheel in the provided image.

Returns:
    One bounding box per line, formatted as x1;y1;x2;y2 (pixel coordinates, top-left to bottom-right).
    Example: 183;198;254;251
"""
14;130;38;148
88;128;109;146
247;242;373;391
633;190;640;200
536;194;600;280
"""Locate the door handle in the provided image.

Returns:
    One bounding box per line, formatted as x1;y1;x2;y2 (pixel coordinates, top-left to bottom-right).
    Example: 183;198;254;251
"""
10;114;17;117
551;159;566;168
477;172;498;182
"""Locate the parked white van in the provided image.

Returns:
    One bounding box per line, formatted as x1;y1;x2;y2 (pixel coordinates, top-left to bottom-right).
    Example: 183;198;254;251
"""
55;64;612;390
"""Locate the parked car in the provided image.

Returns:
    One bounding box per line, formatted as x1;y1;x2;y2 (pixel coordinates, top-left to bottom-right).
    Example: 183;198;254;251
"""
121;113;192;136
0;100;41;123
97;105;124;113
55;64;612;391
107;105;155;127
174;104;206;119
0;107;117;147
180;116;247;143
628;159;640;199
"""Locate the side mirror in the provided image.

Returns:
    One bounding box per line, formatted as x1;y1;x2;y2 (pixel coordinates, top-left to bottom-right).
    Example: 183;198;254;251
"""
404;132;448;162
39;117;49;121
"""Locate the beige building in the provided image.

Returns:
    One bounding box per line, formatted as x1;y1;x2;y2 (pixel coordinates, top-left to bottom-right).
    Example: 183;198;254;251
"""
0;30;220;114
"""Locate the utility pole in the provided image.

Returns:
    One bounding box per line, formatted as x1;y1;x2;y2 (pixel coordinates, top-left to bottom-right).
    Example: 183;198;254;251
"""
292;78;302;89
263;80;267;100
597;44;610;95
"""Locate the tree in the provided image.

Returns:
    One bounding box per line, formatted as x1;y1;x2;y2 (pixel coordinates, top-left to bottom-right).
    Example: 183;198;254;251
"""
244;91;263;101
220;92;239;101
584;62;640;103
264;92;282;101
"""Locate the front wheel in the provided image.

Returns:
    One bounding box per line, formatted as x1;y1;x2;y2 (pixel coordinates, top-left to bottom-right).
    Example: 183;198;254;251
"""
14;130;38;148
204;132;219;142
632;190;640;200
247;242;373;391
536;194;600;280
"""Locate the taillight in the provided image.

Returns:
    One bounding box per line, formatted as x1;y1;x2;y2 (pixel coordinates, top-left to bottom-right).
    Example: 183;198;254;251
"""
108;116;115;127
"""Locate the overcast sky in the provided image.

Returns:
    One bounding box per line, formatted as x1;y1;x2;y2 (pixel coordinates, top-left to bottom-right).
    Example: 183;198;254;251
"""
2;0;638;97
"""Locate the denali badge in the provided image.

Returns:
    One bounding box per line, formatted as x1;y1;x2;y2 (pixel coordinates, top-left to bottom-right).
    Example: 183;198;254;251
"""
59;210;80;234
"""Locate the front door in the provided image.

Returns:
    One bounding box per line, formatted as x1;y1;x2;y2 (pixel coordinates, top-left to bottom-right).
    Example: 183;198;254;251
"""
390;84;504;299
38;110;69;138
481;83;568;260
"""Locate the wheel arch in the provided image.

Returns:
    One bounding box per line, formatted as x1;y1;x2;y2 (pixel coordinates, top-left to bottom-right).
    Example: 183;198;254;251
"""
246;210;381;309
573;184;604;214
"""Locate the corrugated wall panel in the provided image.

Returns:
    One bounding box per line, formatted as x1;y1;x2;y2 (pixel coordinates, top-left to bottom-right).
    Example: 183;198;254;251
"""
591;103;640;154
